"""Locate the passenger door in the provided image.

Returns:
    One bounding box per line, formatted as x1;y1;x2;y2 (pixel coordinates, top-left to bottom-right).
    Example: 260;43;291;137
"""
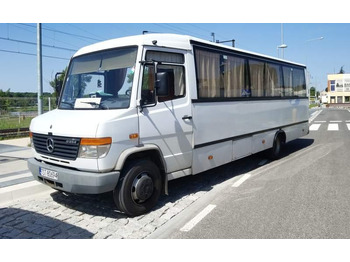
138;50;193;174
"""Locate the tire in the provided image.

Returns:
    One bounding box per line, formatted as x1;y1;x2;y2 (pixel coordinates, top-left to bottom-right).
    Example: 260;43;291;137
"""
269;134;283;160
113;160;162;217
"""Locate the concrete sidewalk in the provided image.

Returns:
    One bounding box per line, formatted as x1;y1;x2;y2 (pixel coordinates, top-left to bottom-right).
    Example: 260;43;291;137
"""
0;137;31;148
0;136;54;206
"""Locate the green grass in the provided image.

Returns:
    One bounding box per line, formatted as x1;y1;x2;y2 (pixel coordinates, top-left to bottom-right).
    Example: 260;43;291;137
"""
0;116;34;130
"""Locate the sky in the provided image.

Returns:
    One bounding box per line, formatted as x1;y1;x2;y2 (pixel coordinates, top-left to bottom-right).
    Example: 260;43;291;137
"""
1;1;350;95
1;23;348;94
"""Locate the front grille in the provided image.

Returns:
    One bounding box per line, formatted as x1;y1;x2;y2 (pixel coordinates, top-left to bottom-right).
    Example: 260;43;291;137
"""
32;133;81;160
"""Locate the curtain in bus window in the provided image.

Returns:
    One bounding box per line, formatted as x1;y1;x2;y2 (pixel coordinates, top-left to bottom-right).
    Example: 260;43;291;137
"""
146;51;184;64
265;63;282;96
105;68;127;96
224;55;245;97
71;54;101;75
101;48;137;71
283;66;293;96
249;60;265;97
292;68;306;97
145;51;186;98
173;66;185;96
195;49;220;98
70;48;137;74
158;65;186;100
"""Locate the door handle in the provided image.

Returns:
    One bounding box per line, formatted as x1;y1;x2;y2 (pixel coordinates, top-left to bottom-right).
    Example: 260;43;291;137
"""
182;115;192;120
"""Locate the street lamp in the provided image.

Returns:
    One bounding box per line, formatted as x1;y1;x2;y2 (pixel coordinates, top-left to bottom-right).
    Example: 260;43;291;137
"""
306;36;324;42
277;44;288;59
277;24;287;59
305;36;324;65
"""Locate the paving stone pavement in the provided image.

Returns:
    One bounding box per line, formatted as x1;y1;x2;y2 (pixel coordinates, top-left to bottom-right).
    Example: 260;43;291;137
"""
0;155;262;239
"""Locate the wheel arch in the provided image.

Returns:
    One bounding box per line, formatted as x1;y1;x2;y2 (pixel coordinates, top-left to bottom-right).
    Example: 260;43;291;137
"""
115;145;168;194
275;129;286;145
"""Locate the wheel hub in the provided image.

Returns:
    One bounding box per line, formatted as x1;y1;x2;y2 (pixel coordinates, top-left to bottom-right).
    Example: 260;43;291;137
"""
132;173;154;203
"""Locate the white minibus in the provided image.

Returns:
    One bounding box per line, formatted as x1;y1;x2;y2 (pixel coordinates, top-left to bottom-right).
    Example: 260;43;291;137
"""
28;33;309;216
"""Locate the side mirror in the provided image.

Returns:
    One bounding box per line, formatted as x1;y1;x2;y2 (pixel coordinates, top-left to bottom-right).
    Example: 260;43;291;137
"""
55;72;64;95
155;71;173;97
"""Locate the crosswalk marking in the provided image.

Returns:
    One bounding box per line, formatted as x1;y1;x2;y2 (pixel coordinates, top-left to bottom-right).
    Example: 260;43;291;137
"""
310;124;321;131
309;119;350;132
309;122;350;131
328;124;339;131
0;172;32;183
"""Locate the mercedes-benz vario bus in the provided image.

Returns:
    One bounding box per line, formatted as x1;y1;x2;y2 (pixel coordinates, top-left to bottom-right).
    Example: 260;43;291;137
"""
28;33;309;216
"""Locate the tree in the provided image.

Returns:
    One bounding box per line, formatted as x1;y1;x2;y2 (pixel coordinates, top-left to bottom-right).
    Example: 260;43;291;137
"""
310;87;316;97
339;66;345;74
50;67;67;98
50;67;92;103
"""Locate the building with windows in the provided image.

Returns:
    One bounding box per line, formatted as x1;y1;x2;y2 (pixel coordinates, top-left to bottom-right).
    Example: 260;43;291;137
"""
327;73;350;103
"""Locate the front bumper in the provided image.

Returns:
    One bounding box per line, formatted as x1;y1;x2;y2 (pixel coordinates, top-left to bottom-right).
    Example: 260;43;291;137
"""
27;158;120;194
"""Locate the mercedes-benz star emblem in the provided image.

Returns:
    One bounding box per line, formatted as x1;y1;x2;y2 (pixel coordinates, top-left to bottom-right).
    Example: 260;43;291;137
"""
46;138;55;153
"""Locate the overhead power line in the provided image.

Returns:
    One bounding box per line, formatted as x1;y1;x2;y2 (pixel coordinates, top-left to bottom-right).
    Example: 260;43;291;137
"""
0;48;70;60
0;36;77;52
18;23;103;42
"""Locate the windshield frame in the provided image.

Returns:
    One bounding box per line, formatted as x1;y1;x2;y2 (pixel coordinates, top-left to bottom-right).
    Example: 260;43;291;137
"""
58;46;138;110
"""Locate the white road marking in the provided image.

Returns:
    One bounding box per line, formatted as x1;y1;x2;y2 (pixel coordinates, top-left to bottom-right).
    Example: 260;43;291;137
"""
310;124;321;131
347;124;350;130
0;172;32;183
309;110;322;123
330;120;342;123
180;204;216;232
232;173;251;188
328;124;339;131
314;121;326;123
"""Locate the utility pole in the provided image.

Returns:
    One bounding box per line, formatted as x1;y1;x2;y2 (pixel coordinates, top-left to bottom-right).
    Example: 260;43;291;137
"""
37;23;43;115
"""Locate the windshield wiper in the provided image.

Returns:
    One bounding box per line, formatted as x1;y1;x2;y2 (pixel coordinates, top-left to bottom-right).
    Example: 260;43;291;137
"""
79;101;108;109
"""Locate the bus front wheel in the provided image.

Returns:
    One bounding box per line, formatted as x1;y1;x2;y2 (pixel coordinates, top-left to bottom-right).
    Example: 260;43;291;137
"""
113;159;162;217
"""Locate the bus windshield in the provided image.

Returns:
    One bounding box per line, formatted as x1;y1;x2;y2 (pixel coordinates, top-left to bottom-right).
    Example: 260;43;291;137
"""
59;47;137;110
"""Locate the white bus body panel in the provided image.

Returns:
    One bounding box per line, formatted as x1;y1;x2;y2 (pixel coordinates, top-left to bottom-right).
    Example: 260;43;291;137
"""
192;99;309;174
138;97;193;174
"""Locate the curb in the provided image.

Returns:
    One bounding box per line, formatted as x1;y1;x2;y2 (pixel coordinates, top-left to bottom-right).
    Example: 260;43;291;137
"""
0;180;55;207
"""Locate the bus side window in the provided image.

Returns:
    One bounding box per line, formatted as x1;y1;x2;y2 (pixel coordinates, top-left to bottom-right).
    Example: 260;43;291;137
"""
158;69;175;102
142;51;186;104
158;65;185;102
141;64;185;104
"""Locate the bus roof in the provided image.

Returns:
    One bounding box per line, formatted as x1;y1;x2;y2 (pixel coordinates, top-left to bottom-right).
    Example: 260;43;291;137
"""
73;33;306;68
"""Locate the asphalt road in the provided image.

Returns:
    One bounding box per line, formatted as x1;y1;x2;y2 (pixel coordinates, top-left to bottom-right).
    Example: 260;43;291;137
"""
150;108;350;239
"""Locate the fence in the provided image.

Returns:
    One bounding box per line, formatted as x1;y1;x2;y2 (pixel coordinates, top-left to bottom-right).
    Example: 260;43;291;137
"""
0;96;57;114
0;96;57;139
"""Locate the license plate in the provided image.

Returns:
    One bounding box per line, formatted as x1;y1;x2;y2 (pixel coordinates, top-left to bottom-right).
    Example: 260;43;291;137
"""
39;167;58;181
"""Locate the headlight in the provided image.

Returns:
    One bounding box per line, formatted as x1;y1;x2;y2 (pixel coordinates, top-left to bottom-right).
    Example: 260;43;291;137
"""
78;137;112;159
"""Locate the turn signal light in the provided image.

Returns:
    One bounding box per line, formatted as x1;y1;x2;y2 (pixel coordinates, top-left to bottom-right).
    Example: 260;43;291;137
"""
80;137;112;146
129;133;139;139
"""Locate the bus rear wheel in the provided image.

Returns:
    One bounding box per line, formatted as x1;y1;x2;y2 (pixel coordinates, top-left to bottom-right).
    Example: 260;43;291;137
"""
113;160;162;217
269;133;284;160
